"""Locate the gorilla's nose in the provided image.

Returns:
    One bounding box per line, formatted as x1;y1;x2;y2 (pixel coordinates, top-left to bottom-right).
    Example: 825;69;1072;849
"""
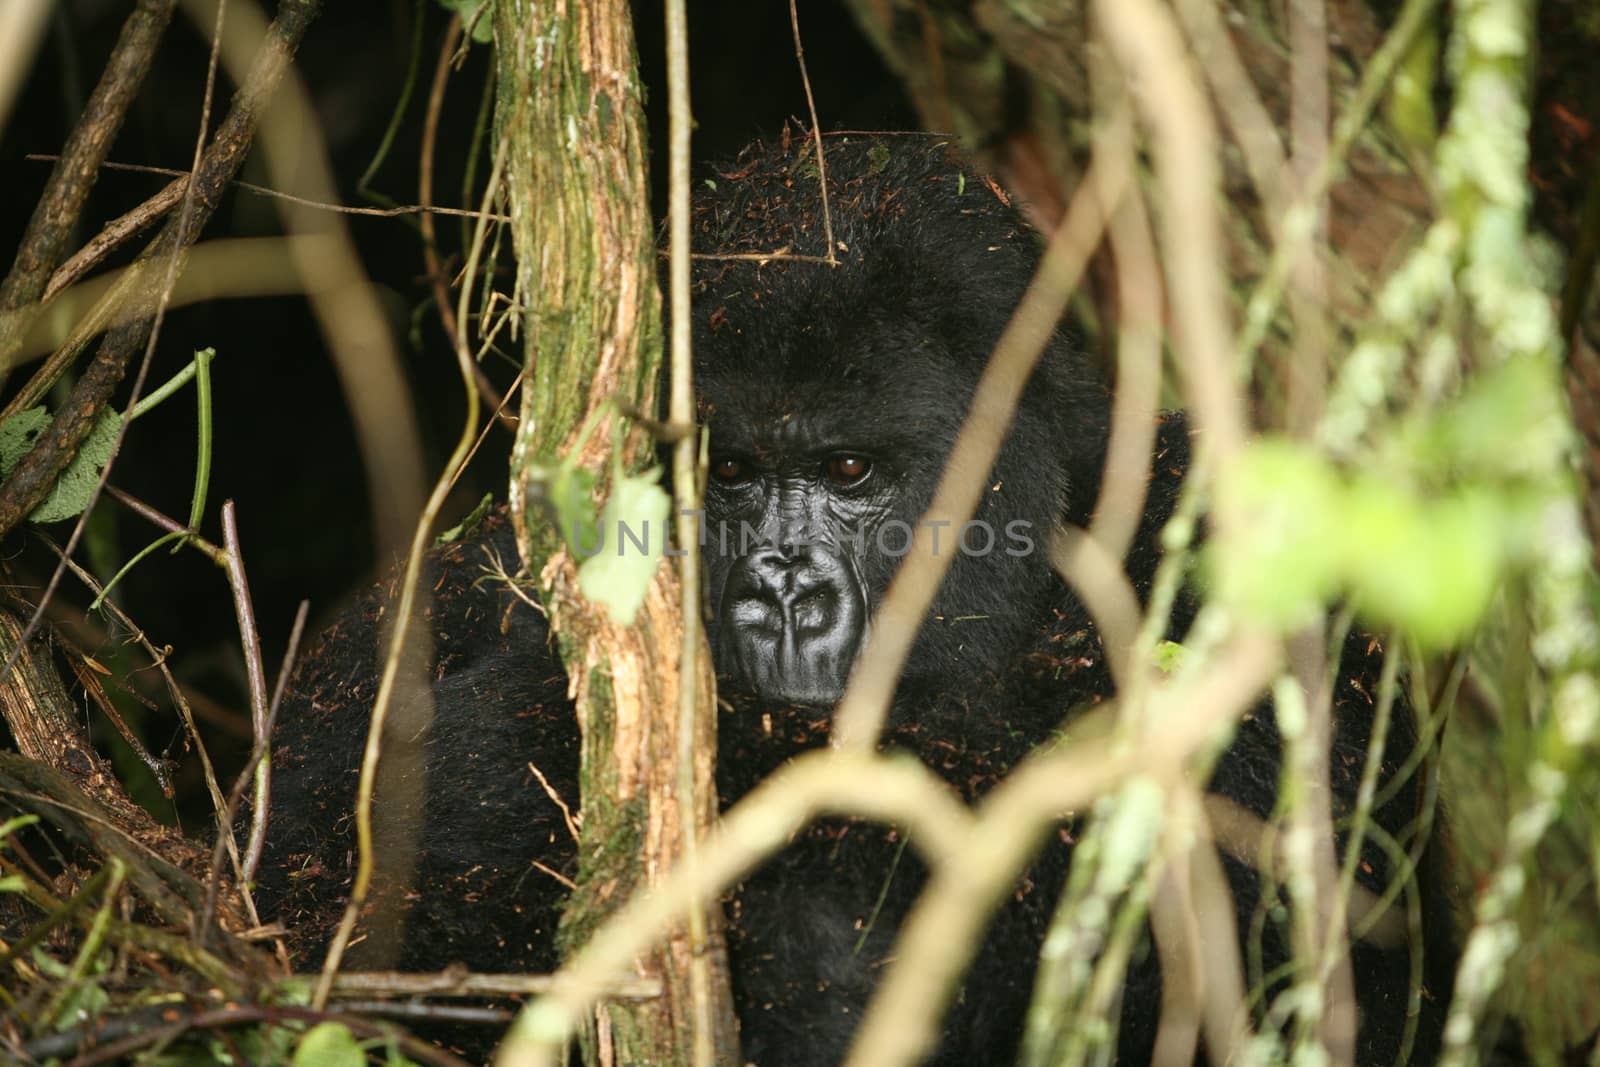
717;545;868;705
727;547;841;636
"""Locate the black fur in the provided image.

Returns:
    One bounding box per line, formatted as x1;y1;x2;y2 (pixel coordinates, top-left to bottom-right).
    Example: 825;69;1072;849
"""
257;135;1455;1065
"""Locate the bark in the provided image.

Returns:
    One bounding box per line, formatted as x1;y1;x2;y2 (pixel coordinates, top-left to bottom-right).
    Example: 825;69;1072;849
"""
492;2;734;1063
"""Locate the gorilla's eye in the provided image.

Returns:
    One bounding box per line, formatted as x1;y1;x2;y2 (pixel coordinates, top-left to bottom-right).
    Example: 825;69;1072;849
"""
825;454;872;487
711;457;748;484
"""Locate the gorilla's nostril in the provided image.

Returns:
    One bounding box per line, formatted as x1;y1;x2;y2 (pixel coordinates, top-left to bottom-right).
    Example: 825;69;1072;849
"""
791;587;835;631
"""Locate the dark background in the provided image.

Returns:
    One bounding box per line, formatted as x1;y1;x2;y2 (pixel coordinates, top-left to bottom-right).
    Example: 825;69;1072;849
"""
0;0;914;821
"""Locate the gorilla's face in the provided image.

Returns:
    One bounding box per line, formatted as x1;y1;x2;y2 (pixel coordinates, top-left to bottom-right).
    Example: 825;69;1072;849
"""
701;440;882;704
687;136;1109;706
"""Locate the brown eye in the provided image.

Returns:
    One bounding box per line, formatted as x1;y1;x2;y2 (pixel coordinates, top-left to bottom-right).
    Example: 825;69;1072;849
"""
712;457;746;484
825;454;871;486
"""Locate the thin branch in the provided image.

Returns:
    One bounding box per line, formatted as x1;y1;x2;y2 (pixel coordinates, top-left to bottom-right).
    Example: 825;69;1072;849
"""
1087;133;1164;565
219;502;273;881
419;15;513;430
789;0;836;265
41;177;184;305
842;631;1281;1067
1235;0;1444;366
30;1004;470;1067
324;970;659;1000
666;0;723;1062
1172;0;1289;221
197;598;307;967
26;155;515;222
1094;0;1244;472
497;751;973;1067
685;251;838;265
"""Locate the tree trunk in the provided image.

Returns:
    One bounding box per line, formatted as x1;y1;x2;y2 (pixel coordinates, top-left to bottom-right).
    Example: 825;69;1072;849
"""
491;1;735;1063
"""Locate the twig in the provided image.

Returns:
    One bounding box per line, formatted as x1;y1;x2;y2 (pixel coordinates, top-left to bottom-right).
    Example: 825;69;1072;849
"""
197;598;307;966
1094;0;1244;472
219;502;273;881
324;969;660;1000
1286;0;1331;434
31;1003;472;1067
842;632;1280;1067
104;485;224;563
685;251;837;265
1172;0;1288;221
1234;0;1444;368
497;751;972;1067
1085;114;1163;566
666;1;722;1064
1049;530;1142;690
40;177;185;305
419;15;513;429
34;529;252;917
789;0;836;266
29;160;508;309
445;370;524;496
24;156;515;224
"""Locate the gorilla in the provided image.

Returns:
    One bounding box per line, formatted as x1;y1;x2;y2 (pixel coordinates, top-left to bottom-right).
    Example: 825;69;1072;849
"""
257;134;1457;1066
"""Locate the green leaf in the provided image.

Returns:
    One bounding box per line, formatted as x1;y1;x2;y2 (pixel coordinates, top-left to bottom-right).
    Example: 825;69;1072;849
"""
31;409;121;523
542;461;600;556
577;466;671;625
0;407;49;477
1152;641;1188;674
1210;439;1344;626
293;1021;367;1067
0;406;124;524
437;492;496;545
437;0;494;42
1346;486;1502;649
50;980;110;1027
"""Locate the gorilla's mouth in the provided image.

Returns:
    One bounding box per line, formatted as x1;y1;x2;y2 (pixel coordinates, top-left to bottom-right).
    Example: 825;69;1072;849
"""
717;548;868;705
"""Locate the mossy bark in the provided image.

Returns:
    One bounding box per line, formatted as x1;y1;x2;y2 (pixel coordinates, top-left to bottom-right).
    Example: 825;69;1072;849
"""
492;2;733;1063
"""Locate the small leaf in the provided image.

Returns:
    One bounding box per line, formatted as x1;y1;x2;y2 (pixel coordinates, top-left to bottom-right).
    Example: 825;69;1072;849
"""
541;461;600;556
31;410;122;524
437;0;494;42
437;493;495;545
1210;439;1343;626
577;467;671;625
0;407;49;478
293;1021;366;1067
1152;641;1188;674
1347;487;1502;649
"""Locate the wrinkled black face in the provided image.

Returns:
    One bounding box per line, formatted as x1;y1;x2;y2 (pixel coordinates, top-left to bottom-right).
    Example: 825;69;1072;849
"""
702;443;891;704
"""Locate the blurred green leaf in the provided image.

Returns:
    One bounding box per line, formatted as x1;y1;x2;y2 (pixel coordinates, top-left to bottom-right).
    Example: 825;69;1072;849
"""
1211;440;1343;626
293;1021;366;1067
437;0;494;42
1345;486;1502;648
577;466;671;626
